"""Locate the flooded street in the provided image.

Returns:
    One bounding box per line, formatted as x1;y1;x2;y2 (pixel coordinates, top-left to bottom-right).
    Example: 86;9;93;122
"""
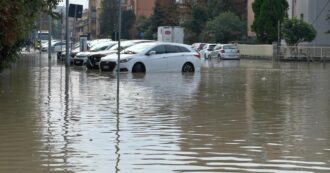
1;53;330;173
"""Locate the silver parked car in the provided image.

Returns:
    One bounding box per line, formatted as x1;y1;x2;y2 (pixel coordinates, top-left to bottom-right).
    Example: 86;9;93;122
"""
199;44;217;59
209;44;240;60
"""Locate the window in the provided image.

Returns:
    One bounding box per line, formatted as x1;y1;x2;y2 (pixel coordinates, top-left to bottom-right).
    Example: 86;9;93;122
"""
149;45;166;54
177;46;190;52
214;45;221;50
165;45;180;53
223;45;237;49
208;45;216;51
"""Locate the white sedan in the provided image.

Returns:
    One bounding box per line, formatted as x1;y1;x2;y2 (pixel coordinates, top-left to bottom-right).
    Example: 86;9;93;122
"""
99;42;202;73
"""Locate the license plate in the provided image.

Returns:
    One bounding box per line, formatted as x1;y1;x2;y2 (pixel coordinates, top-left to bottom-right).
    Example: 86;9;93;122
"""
103;65;109;70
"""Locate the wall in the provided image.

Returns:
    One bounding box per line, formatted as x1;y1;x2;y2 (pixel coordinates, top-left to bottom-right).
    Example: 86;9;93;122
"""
238;44;273;58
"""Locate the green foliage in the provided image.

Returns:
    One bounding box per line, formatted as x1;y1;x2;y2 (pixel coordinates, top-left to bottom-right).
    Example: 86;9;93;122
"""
207;0;233;18
182;0;247;43
204;12;245;43
0;0;60;71
186;5;208;38
282;18;316;46
99;0;118;37
134;16;153;39
121;10;136;39
146;0;179;39
252;0;289;43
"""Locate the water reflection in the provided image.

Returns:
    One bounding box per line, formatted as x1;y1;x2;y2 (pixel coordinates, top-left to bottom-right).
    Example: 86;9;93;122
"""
0;54;330;172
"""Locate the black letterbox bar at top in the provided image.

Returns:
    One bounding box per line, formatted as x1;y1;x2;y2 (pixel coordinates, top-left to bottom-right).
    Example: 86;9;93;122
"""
68;4;83;18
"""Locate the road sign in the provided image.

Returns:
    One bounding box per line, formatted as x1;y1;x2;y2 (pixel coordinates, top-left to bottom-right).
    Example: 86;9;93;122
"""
68;4;83;18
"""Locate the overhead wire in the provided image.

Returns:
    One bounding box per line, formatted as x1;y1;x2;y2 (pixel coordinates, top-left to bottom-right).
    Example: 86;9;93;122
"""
312;0;330;25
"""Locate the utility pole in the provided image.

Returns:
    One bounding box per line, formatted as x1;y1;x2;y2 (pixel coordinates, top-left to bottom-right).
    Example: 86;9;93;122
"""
39;13;42;54
65;0;70;66
117;0;122;109
48;14;52;59
60;10;63;53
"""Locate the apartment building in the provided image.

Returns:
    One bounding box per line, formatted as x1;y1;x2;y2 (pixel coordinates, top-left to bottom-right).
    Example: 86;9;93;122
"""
89;0;102;39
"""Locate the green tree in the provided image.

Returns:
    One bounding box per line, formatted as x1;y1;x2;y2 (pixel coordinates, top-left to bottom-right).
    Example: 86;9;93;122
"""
146;0;179;39
207;0;233;18
121;10;136;39
252;0;289;43
203;12;245;43
0;0;60;71
131;16;152;39
282;18;316;46
184;5;208;43
99;0;118;37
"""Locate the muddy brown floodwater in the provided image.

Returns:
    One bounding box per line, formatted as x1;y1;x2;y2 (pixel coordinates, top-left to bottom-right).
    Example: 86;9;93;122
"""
0;52;330;173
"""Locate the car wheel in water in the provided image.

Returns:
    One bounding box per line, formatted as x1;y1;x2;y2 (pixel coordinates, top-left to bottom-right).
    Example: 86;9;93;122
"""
182;62;195;73
132;63;146;73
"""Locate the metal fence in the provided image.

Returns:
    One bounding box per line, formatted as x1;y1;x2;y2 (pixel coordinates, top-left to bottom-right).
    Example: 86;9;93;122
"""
279;46;330;61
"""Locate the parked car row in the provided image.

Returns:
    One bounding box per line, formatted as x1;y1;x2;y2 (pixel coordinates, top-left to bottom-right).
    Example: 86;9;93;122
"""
192;43;240;60
58;39;202;73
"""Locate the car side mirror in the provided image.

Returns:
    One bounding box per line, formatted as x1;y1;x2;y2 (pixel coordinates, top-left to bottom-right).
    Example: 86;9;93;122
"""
147;51;156;56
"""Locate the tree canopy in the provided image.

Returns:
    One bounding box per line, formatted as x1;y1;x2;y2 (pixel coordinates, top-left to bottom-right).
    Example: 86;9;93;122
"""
144;0;179;39
204;12;245;43
121;10;136;39
182;0;247;43
252;0;289;43
282;18;316;46
0;0;60;71
99;0;118;37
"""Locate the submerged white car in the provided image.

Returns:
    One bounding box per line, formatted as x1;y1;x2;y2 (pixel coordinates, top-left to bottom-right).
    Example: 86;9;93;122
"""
73;41;117;66
99;42;202;73
86;40;153;69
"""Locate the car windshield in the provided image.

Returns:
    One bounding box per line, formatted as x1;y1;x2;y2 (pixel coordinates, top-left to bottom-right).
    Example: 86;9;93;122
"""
121;43;155;54
90;42;112;52
224;45;237;49
198;44;206;49
209;45;216;50
109;41;136;51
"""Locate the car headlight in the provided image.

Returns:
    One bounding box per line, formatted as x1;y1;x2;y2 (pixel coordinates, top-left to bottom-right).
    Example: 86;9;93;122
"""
119;58;133;63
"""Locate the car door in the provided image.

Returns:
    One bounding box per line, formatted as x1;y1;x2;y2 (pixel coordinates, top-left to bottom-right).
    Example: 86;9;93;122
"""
164;45;183;72
143;45;167;72
211;45;221;58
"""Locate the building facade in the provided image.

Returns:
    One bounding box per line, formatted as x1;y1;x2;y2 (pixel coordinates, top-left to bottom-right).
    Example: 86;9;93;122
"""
89;0;102;39
75;9;89;41
125;0;155;17
288;0;330;46
248;0;330;45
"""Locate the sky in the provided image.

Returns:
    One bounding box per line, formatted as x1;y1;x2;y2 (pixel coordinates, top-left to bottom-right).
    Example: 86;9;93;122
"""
58;0;88;9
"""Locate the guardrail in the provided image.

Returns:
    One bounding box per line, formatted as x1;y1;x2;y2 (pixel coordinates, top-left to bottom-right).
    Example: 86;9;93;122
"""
279;46;330;62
